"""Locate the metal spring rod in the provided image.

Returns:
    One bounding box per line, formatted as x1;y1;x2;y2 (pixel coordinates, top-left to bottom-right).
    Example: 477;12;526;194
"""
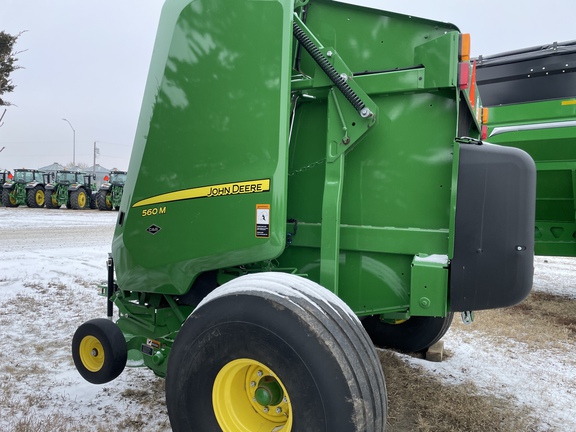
293;21;366;115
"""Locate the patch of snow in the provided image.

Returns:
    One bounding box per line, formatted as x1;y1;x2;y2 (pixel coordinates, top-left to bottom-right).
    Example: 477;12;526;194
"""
197;272;361;325
413;254;449;265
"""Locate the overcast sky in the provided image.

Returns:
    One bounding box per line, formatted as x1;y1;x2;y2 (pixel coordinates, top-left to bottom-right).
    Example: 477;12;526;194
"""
1;0;574;171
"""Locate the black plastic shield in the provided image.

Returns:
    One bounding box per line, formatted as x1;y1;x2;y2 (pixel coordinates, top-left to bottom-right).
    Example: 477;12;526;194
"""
450;142;536;311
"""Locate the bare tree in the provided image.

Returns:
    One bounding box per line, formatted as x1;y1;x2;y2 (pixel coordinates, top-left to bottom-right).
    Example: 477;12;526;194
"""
0;31;25;106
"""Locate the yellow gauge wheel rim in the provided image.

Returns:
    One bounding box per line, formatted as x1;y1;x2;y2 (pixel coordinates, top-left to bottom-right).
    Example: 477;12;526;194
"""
79;335;105;372
213;358;293;432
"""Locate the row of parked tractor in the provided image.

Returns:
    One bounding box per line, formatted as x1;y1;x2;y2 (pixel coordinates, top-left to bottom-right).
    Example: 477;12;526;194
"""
0;168;127;210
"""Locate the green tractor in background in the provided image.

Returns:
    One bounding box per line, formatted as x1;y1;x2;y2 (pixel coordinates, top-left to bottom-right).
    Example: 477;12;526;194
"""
96;170;127;211
2;168;46;208
45;170;96;210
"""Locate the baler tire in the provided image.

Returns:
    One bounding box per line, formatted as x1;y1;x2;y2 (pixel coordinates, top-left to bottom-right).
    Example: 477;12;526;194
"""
72;318;127;385
2;189;18;207
362;313;454;353
97;191;112;211
165;273;386;432
26;185;45;208
70;188;88;210
45;190;58;209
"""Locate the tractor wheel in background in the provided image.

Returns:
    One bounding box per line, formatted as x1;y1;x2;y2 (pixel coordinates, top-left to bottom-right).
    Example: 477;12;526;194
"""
89;192;97;209
26;185;45;208
72;318;127;384
45;190;58;209
70;188;88;209
362;313;454;353
165;273;386;432
2;188;18;207
97;191;112;210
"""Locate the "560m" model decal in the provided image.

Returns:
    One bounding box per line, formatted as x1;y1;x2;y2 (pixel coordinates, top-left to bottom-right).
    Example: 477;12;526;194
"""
132;179;270;208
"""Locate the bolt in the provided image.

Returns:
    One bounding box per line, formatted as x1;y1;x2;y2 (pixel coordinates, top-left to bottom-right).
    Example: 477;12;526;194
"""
263;407;269;413
250;381;256;387
360;108;372;118
326;50;333;57
276;407;282;414
419;297;431;308
257;370;263;377
340;73;348;81
283;397;288;403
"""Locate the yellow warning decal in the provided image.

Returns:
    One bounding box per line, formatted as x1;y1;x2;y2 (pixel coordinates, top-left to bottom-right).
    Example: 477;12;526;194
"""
255;204;270;238
132;179;270;208
561;100;576;106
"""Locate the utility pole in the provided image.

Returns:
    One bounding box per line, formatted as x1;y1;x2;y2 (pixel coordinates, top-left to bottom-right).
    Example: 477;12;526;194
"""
93;141;99;180
62;118;76;166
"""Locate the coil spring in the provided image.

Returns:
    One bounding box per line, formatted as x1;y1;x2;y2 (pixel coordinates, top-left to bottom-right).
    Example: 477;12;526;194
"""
293;22;366;114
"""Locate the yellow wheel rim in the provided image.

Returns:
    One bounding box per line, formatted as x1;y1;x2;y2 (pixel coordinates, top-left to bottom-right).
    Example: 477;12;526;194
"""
51;194;58;206
79;336;105;372
213;358;292;432
78;192;86;207
9;192;17;205
36;190;45;205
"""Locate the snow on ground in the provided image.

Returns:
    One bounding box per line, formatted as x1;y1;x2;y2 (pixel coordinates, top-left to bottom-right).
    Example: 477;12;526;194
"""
0;207;170;431
402;329;575;430
392;255;576;431
0;207;574;431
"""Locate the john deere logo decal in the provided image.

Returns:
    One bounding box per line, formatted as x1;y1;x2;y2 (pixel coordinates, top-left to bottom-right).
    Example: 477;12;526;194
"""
132;179;270;208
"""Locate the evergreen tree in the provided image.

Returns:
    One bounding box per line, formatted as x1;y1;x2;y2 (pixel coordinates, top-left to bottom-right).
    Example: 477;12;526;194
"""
0;31;23;106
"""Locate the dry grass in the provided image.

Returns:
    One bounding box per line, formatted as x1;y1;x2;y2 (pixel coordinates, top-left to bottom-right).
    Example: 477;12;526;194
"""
383;290;575;431
460;291;576;349
381;349;537;432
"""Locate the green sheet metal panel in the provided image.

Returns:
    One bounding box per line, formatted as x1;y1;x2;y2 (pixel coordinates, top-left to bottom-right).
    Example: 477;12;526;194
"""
113;0;294;294
279;1;463;315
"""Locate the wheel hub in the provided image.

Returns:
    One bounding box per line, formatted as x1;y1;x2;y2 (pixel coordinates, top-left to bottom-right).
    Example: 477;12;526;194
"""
36;190;45;204
213;358;292;431
79;335;105;372
255;376;284;407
